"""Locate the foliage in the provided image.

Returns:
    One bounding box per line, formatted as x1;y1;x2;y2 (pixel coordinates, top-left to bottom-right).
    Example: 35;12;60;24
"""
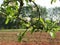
44;20;59;38
51;0;56;4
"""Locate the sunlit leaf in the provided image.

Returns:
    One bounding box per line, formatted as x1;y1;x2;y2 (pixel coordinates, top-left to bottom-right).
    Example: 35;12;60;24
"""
45;20;51;23
40;18;45;26
5;18;10;24
49;31;56;38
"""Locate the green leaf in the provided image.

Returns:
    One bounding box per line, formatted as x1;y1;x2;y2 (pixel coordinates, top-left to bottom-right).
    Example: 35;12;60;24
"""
45;20;51;23
51;0;56;4
18;35;23;42
53;0;56;2
40;18;45;26
25;0;29;3
40;18;44;23
18;29;27;42
31;27;35;34
51;0;53;4
49;31;56;38
5;18;10;24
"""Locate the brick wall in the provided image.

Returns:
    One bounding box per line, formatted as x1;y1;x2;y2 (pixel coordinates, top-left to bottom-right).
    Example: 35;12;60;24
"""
0;30;60;45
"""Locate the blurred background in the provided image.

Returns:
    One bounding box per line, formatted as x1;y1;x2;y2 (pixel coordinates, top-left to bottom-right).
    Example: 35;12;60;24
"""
0;0;60;29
